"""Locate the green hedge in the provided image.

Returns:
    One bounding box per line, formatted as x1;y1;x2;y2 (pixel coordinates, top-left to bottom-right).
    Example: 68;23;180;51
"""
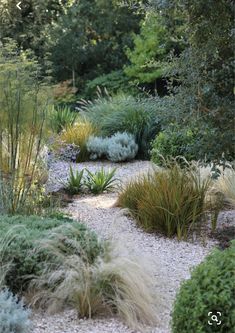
172;241;235;333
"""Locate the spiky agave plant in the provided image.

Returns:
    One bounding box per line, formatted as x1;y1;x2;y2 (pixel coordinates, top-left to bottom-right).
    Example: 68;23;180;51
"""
85;167;118;194
29;226;159;330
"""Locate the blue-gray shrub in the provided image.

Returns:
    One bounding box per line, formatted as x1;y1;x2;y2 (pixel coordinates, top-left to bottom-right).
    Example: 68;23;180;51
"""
0;289;31;333
87;132;138;162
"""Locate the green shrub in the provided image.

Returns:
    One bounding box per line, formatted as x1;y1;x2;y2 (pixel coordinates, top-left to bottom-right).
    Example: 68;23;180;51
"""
84;70;139;98
172;242;235;333
85;167;118;194
117;162;211;239
151;125;196;165
80;94;161;159
0;289;31;333
0;215;103;292
87;132;138;162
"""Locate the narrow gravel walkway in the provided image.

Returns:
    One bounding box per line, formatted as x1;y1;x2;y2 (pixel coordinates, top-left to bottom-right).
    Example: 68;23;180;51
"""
32;160;222;333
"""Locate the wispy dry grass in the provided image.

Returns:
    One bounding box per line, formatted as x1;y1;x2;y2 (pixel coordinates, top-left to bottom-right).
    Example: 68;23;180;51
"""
29;228;159;330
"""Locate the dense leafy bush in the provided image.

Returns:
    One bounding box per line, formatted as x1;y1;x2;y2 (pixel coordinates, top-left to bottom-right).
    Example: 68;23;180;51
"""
87;132;138;162
0;215;103;292
151;125;196;165
172;241;235;333
0;289;31;333
117;161;212;239
84;70;138;98
60;120;97;162
80;94;161;159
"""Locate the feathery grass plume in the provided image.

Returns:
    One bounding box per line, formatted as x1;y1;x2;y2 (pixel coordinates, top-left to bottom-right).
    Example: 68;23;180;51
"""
215;167;235;208
60;120;98;162
118;158;213;240
29;229;159;330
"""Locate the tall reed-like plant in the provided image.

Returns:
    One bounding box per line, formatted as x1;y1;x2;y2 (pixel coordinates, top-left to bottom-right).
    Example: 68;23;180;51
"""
0;40;50;214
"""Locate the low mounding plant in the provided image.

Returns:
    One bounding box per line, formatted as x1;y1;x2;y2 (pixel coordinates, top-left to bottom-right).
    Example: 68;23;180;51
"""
172;241;235;333
60;120;97;162
30;238;158;330
0;215;102;292
79;94;161;159
64;166;84;195
151;125;196;165
0;289;31;333
49;105;77;133
87;132;138;162
85;168;118;194
117;161;212;239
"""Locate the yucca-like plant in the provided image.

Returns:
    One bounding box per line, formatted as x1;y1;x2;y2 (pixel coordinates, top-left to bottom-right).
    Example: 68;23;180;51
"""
118;161;212;239
30;230;159;330
0;40;50;214
85;167;118;194
49;105;77;133
63;166;84;195
60;120;97;162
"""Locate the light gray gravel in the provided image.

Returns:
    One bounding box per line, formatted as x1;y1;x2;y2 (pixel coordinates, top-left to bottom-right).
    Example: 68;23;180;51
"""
32;160;234;333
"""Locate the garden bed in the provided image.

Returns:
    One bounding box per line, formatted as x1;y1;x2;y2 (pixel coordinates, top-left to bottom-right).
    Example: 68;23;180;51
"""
31;160;235;333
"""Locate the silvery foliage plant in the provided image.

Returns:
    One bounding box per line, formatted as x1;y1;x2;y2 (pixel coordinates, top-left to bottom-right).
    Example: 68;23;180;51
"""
87;132;138;162
0;289;31;333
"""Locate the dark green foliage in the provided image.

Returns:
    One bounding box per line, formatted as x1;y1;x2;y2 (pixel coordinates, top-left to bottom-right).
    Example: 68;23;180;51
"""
45;0;143;92
84;70;139;98
0;215;103;292
172;241;235;333
154;0;235;160
151;125;196;165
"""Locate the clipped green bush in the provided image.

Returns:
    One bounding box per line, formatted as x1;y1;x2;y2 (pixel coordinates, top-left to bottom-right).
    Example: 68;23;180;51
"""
87;132;138;162
151;125;196;165
0;215;103;292
172;241;235;333
0;289;31;333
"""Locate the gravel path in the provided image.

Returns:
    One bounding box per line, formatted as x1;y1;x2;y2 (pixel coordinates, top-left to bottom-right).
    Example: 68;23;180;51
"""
32;160;233;333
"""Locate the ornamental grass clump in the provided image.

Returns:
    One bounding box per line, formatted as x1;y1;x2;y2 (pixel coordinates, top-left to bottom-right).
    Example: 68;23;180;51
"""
30;236;159;330
60;120;97;162
118;161;212;239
